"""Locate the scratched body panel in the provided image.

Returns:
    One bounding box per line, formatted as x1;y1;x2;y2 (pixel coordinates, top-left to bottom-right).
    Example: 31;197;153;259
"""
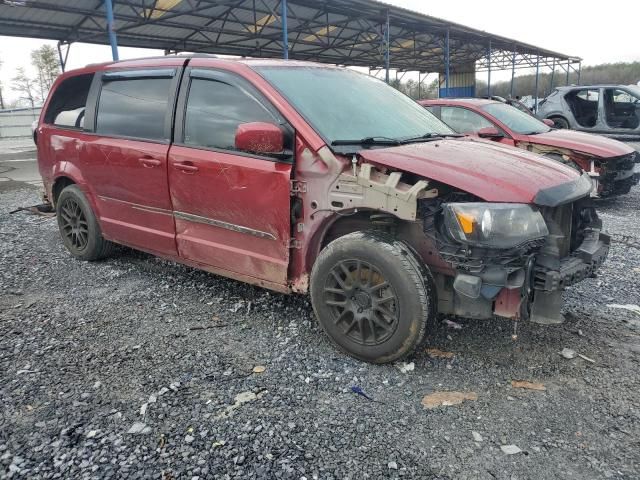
168;145;292;284
81;137;177;255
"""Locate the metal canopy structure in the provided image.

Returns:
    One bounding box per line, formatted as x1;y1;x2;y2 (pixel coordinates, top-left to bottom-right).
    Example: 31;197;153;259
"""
0;0;582;96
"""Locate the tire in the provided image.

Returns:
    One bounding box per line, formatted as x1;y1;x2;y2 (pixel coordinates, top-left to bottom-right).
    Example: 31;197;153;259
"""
310;231;434;364
56;184;115;261
550;117;569;129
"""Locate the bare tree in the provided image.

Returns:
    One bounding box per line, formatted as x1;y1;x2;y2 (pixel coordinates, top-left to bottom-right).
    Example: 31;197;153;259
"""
31;45;60;102
12;67;38;108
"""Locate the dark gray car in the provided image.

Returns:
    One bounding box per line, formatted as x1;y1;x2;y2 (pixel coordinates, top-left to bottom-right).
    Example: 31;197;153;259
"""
537;85;640;140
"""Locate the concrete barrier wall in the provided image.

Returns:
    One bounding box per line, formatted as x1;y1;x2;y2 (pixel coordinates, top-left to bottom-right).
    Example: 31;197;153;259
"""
0;107;42;139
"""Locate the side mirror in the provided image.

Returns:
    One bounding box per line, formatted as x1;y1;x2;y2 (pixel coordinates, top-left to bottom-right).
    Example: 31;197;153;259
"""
477;127;503;139
235;122;284;155
542;118;555;127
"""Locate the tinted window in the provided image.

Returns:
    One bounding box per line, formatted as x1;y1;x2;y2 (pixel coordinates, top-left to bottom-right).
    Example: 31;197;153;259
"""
96;78;171;140
183;78;277;151
44;73;94;128
255;67;452;145
440;106;494;134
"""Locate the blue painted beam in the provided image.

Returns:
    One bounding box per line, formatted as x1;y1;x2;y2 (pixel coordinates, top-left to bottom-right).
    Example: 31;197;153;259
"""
487;40;492;98
104;0;119;61
510;50;516;97
281;0;288;59
384;9;390;83
534;54;540;112
444;29;450;97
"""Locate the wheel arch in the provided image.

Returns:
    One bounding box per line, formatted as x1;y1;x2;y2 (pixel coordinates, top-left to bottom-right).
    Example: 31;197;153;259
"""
305;210;426;274
52;175;76;206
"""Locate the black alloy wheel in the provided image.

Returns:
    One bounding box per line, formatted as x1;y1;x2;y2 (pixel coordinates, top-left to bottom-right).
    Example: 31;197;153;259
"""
323;259;399;346
310;231;434;363
59;197;89;252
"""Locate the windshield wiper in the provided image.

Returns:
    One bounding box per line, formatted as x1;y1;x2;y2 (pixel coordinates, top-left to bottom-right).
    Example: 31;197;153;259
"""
401;132;464;142
331;136;402;146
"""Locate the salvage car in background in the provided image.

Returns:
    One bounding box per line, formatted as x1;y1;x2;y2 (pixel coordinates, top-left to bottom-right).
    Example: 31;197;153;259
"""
421;98;639;197
35;57;609;363
537;85;640;139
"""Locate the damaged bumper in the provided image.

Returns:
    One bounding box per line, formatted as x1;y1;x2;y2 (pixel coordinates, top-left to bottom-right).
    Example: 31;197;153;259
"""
594;152;640;197
436;197;609;323
533;229;609;291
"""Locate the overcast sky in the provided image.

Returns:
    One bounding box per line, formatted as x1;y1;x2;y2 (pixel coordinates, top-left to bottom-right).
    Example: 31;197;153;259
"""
1;0;638;104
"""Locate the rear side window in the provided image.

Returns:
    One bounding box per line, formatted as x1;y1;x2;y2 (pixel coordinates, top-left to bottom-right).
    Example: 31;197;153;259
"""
96;77;172;141
44;73;94;129
183;78;277;151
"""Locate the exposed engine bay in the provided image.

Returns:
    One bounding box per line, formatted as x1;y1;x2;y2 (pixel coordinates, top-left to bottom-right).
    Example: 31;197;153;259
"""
319;160;610;325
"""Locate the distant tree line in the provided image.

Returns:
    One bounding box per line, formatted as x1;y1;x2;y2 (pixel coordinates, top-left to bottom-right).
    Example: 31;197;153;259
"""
0;45;60;109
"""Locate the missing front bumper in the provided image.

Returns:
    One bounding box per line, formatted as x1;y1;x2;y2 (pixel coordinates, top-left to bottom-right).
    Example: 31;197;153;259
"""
533;230;610;291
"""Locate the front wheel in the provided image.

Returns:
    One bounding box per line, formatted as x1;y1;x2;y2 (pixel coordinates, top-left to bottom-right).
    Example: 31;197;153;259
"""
310;231;434;363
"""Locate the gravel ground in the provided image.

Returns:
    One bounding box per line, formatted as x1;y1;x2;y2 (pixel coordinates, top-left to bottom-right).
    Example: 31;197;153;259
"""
1;179;639;479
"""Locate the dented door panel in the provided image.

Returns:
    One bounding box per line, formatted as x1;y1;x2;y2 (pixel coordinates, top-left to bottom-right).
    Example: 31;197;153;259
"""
168;146;292;285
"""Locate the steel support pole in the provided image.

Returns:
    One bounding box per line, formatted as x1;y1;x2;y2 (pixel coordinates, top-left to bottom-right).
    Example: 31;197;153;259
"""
444;29;450;97
418;72;421;99
104;0;119;61
384;10;390;83
566;60;570;85
281;0;289;59
534;54;540;112
550;58;556;92
487;40;492;98
57;42;66;72
510;50;516;98
577;61;582;84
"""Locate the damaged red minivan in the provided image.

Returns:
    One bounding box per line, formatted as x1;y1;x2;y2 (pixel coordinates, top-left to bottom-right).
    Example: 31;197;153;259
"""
35;57;609;363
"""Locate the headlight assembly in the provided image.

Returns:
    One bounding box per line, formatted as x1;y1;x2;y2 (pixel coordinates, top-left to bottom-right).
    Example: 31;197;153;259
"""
443;203;548;249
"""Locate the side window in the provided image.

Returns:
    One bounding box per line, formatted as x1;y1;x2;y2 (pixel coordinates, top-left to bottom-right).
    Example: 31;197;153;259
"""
576;89;599;102
610;89;638;105
96;77;172;141
424;105;441;118
183;77;278;152
440;106;493;134
44;73;94;129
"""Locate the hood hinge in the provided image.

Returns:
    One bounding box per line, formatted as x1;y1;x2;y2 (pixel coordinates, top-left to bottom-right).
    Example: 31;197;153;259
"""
288;238;303;249
290;180;307;195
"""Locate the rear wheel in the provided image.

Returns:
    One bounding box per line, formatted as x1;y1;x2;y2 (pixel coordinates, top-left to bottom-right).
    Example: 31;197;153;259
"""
310;231;433;363
56;185;115;261
550;116;569;129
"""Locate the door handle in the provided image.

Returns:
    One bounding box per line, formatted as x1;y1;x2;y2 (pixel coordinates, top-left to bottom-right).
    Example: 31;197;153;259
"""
139;157;161;168
172;162;199;173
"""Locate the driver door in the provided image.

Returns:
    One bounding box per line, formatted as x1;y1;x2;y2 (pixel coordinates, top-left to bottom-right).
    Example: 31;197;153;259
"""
603;88;640;133
167;66;294;287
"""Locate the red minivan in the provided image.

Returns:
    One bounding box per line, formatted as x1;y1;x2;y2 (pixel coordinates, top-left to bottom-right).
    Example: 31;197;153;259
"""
36;56;609;363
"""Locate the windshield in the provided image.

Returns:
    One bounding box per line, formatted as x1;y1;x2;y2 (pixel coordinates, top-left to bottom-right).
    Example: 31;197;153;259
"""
254;66;454;145
481;102;551;135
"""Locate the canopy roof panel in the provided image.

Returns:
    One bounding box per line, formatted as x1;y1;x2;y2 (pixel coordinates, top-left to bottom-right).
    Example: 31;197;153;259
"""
0;0;581;72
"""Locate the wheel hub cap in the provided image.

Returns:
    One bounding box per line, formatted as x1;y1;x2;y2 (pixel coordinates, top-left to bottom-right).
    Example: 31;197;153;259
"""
323;260;399;346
